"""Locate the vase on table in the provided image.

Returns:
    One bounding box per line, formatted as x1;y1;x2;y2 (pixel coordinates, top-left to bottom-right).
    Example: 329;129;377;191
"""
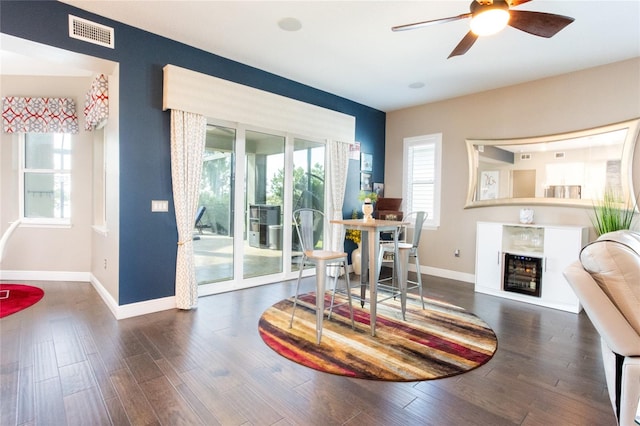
352;243;362;275
362;198;374;222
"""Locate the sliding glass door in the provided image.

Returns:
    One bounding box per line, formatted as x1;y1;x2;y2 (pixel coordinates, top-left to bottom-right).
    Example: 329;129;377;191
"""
244;130;285;279
194;125;235;284
195;122;326;293
291;138;325;273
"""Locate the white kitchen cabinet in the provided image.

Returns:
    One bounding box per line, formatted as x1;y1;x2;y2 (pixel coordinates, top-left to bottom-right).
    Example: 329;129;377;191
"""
475;222;589;313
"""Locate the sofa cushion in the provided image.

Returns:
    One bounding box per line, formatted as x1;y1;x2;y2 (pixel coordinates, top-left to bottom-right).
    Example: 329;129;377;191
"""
579;230;640;336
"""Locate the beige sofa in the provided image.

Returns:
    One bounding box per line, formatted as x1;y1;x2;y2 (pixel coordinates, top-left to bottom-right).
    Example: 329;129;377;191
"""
563;230;640;426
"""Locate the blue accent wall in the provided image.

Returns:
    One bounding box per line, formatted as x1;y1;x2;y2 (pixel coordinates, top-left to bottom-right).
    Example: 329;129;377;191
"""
1;1;386;304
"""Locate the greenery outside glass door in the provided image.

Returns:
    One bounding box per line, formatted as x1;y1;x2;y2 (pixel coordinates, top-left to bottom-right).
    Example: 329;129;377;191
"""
194;125;235;284
291;138;325;273
194;125;326;288
244;130;285;279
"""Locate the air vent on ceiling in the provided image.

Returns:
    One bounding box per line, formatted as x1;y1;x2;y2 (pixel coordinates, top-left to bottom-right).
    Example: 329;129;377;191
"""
555;152;565;159
69;15;114;49
520;153;531;160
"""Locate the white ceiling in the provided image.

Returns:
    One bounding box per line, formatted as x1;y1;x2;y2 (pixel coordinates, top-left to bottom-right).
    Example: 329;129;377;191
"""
8;1;640;112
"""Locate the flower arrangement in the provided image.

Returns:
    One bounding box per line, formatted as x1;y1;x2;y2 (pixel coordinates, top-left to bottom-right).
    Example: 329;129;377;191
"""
345;209;361;244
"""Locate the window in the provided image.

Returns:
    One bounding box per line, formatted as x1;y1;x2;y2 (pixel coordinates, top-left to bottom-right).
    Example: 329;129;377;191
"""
403;133;442;228
20;133;72;224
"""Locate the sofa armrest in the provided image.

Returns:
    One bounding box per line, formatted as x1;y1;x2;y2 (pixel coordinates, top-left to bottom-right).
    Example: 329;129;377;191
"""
564;261;640;357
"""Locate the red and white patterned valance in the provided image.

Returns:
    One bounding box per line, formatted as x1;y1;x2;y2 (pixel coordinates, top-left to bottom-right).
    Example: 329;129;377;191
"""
84;74;109;131
2;97;79;134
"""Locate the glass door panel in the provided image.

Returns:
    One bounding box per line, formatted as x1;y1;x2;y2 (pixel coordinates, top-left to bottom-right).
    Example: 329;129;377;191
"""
195;125;235;284
244;130;285;279
291;138;325;273
196;125;327;288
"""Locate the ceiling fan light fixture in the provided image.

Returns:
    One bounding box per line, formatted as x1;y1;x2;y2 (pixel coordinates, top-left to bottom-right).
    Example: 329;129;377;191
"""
470;9;510;36
393;0;574;58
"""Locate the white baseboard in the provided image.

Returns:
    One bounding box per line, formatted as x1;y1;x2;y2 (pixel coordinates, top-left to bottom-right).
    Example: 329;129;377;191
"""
2;266;473;319
115;296;177;319
88;274;176;319
0;270;90;282
352;264;474;285
411;264;475;284
88;274;119;318
0;269;177;320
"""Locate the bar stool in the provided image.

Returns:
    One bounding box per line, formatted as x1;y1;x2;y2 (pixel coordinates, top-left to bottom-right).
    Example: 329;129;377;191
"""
290;208;354;344
377;211;426;319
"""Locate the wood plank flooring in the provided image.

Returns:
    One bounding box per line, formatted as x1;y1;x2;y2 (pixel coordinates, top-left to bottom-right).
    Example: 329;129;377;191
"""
0;275;617;425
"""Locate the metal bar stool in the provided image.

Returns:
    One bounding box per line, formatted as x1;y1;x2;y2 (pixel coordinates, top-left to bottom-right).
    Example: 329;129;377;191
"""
376;211;427;319
290;208;355;344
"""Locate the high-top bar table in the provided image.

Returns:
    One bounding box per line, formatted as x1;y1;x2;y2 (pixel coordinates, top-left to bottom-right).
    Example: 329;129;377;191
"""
330;218;407;336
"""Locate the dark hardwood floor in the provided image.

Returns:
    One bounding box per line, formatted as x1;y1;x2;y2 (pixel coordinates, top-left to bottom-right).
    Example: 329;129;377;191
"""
0;274;616;425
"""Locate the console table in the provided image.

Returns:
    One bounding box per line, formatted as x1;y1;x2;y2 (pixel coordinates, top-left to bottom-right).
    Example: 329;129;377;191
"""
475;222;588;313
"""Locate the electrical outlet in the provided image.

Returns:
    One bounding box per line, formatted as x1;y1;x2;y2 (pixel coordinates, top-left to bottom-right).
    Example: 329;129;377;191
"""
454;249;460;257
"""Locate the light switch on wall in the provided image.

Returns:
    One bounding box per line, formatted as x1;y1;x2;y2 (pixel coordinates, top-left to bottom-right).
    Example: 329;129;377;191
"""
151;200;169;212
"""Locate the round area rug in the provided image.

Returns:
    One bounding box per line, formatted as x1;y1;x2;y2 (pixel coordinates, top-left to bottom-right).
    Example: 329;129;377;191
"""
0;284;45;318
258;292;497;381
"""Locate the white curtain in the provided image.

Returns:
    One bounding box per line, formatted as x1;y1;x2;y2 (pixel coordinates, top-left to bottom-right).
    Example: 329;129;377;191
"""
170;109;206;309
326;140;351;252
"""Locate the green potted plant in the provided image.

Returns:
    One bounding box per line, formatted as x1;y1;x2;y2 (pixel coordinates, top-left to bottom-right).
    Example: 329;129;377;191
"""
358;190;378;203
591;189;638;236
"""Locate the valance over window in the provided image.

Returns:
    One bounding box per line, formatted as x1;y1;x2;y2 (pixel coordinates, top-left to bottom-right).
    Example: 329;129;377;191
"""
162;64;355;142
1;96;79;134
84;74;109;131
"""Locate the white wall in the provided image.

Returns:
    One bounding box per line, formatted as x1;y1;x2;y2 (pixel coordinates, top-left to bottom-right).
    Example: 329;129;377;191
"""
385;58;640;281
0;75;94;275
1;72;120;309
89;70;120;306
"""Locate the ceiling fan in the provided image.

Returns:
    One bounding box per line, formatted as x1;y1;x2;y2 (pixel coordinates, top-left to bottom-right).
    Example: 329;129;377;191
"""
392;0;574;58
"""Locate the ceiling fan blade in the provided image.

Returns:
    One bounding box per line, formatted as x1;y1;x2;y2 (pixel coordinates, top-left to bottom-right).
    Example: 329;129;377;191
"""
508;10;575;38
392;13;471;32
448;31;478;58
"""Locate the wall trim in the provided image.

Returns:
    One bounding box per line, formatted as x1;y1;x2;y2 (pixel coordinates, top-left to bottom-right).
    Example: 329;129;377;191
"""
1;268;474;318
0;270;90;282
88;274;118;317
89;274;176;319
0;269;177;319
412;265;475;284
115;296;176;320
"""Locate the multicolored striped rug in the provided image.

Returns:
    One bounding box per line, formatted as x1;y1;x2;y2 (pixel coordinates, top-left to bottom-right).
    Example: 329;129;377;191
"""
258;292;497;381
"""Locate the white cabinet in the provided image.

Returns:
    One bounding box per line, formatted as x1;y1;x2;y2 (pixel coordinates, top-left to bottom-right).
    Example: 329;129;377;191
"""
475;222;588;313
475;222;503;293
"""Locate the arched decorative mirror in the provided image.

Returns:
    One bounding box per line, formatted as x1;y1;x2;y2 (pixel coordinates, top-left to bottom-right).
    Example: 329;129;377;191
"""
465;118;640;208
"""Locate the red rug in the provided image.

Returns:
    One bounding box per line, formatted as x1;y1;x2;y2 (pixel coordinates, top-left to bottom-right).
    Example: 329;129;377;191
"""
0;284;44;318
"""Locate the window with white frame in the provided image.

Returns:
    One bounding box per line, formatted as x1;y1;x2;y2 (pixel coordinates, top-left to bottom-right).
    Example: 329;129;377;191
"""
403;133;442;228
20;133;72;223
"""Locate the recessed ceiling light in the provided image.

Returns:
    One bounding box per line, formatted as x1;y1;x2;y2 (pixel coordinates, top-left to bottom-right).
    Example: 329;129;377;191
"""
409;82;425;89
278;17;302;32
